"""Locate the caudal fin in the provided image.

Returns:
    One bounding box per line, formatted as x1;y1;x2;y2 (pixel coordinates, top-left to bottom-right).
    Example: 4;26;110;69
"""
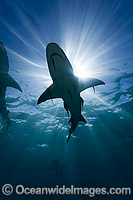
67;128;73;143
67;114;86;143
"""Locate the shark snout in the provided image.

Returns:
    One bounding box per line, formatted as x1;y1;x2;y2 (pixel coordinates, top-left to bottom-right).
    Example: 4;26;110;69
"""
46;43;64;62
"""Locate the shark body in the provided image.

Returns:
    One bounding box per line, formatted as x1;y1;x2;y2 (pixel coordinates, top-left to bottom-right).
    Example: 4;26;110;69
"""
0;42;22;130
38;43;105;143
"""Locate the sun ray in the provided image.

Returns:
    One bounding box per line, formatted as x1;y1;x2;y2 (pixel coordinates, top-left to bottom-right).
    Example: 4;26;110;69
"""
6;47;45;68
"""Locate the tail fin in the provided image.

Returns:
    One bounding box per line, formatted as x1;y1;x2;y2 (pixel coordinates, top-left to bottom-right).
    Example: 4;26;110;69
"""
67;114;86;143
67;128;73;143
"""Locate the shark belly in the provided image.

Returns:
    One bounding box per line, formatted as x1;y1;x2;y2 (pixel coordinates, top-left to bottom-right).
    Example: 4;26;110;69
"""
63;91;81;117
55;77;81;118
48;55;73;82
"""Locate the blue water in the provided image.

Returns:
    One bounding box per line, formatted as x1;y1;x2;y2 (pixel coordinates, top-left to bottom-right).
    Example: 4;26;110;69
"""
0;0;133;199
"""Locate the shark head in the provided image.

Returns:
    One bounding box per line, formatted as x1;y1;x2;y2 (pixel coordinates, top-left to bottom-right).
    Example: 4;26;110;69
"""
46;43;65;63
46;43;74;81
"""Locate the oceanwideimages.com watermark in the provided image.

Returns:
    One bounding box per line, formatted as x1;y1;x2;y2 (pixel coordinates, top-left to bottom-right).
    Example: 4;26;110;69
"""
1;184;132;197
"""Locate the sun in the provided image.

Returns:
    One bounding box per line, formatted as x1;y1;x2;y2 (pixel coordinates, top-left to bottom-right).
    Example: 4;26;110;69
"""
72;59;96;78
65;50;97;78
74;67;88;78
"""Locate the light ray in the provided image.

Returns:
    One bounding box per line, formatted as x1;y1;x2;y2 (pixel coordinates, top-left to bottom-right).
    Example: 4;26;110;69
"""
0;18;44;58
14;3;46;50
7;47;44;68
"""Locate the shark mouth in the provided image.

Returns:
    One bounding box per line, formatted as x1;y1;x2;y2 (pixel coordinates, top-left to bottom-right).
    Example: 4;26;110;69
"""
49;53;63;61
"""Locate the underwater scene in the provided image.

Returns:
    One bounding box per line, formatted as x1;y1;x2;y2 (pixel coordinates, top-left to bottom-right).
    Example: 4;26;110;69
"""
0;0;133;199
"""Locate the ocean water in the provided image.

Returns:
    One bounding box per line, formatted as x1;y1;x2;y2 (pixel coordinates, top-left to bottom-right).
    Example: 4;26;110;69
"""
0;0;133;199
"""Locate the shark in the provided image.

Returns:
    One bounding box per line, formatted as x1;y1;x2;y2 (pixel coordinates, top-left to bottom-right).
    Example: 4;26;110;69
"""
46;160;66;176
37;43;105;143
0;41;22;130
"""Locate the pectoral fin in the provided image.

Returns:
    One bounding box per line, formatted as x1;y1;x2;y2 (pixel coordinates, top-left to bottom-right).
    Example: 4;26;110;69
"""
78;78;105;93
37;83;61;104
0;74;22;92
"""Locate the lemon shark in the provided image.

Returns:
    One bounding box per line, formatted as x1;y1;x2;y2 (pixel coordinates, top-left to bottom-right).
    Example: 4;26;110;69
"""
37;43;105;143
0;41;22;130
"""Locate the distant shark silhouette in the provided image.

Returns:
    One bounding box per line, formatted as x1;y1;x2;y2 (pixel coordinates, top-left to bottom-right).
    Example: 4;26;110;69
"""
37;43;105;143
46;160;65;176
0;41;22;130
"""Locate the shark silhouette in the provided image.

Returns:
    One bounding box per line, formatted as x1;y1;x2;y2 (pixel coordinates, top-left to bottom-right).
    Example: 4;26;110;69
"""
0;41;22;130
37;43;105;143
46;160;65;176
